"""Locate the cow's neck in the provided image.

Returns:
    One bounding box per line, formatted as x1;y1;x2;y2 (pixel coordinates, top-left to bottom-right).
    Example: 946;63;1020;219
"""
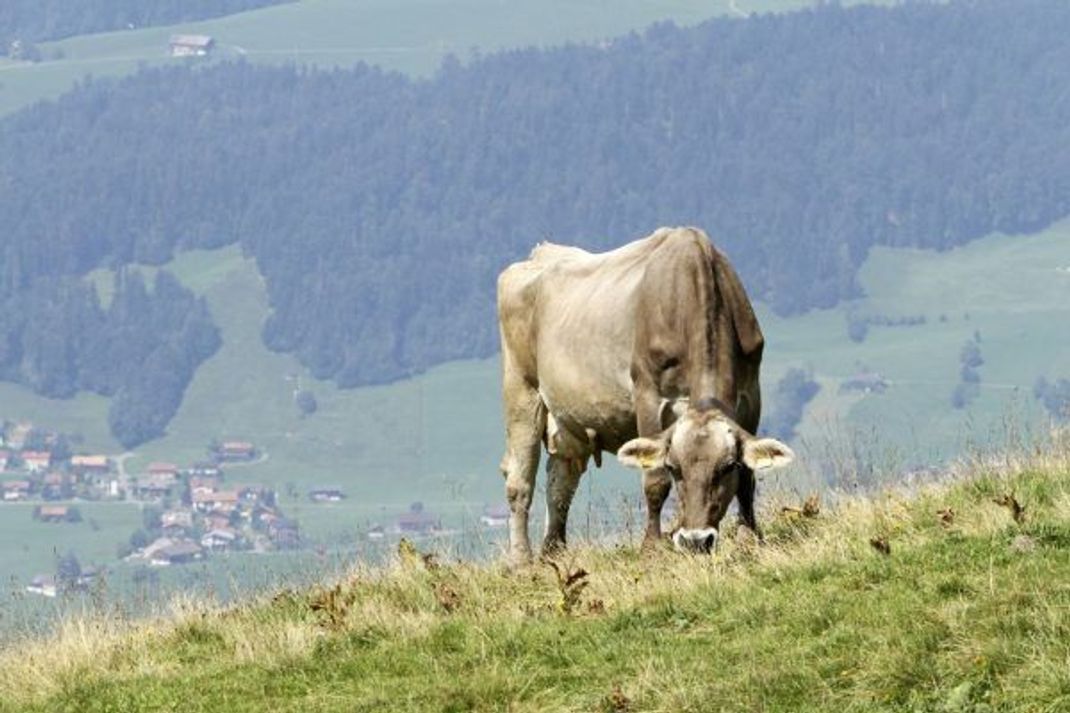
691;371;737;417
688;282;737;411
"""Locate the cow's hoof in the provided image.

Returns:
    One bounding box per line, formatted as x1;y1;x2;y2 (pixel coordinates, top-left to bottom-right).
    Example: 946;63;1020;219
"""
640;534;669;552
540;538;566;558
507;547;533;570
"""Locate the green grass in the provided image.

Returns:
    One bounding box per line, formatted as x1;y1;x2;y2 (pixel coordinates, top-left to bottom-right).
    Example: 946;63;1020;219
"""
0;388;120;454
2;446;1067;711
759;219;1070;473
0;502;142;587
0;0;884;118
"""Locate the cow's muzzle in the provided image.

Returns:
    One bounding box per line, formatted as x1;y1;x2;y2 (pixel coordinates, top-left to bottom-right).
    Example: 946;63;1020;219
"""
673;527;718;554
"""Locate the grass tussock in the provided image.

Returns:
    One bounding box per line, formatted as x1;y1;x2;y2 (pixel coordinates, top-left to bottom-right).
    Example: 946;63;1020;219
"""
1;438;1069;712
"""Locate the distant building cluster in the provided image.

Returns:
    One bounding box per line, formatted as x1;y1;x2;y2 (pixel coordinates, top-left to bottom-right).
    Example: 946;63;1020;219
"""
0;422;119;503
363;503;509;542
26;568;102;598
2;420;303;593
839;372;889;395
169;34;215;58
6;418;517;595
212;440;258;463
123;456;299;565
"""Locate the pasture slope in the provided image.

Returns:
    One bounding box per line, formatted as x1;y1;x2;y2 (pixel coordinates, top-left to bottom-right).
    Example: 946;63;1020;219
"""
1;439;1068;712
0;0;885;118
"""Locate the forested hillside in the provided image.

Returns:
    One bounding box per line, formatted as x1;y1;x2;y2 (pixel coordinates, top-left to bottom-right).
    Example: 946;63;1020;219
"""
0;270;219;447
0;0;292;53
1;0;1067;396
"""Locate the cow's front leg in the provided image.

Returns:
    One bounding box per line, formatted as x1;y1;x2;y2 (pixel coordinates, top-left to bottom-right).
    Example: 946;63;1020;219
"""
735;466;764;542
735;375;763;542
642;466;672;546
633;384;671;548
542;455;584;555
503;446;540;566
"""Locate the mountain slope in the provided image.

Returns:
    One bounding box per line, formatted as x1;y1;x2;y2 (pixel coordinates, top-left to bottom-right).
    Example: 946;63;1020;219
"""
2;444;1067;711
0;0;292;50
3;0;1068;393
0;0;847;118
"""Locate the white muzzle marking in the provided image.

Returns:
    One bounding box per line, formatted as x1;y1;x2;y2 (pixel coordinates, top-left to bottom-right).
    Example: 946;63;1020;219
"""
673;527;718;553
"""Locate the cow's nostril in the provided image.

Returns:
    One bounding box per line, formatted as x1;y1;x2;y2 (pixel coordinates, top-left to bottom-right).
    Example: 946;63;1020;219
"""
702;533;715;551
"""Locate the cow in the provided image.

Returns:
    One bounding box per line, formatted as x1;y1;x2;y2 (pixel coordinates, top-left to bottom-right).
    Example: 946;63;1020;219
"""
497;227;794;564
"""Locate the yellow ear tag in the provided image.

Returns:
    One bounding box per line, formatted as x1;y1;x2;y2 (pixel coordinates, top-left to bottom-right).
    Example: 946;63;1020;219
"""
637;454;658;469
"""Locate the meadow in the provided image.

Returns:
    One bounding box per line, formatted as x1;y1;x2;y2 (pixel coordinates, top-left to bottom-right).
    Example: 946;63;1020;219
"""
0;437;1066;711
0;502;142;592
766;220;1070;469
0;0;886;118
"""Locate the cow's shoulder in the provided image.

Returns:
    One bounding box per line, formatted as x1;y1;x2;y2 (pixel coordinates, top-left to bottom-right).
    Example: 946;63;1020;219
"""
528;241;591;264
497;251;546;303
498;242;588;300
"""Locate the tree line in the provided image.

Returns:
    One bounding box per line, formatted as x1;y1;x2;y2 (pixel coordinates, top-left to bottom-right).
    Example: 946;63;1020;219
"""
0;0;1067;401
1034;377;1070;422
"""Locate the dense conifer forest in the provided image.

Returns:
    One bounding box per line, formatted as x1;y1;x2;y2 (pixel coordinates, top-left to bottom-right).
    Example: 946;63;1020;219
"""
0;0;291;52
0;0;1067;442
0;270;219;447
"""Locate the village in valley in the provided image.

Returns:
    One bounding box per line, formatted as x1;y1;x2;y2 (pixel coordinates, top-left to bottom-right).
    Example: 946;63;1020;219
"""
0;420;302;597
1;419;512;598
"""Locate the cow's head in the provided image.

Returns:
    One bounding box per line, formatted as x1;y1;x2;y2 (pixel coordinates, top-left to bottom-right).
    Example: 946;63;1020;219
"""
617;402;793;553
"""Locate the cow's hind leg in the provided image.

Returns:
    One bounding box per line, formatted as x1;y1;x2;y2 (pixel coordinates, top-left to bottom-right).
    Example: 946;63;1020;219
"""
501;385;545;566
542;455;584;555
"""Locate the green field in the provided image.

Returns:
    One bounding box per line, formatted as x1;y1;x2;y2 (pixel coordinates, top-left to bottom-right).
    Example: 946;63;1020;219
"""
0;502;142;590
0;0;885;118
2;447;1067;711
768;221;1070;474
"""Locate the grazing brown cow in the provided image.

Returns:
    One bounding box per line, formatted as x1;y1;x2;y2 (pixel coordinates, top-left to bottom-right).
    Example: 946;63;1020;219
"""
497;227;793;564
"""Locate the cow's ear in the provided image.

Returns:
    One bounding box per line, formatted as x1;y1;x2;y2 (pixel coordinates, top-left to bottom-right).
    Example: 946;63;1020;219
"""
742;437;795;471
617;438;668;470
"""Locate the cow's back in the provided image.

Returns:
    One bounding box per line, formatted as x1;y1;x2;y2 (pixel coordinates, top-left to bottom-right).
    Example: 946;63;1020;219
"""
498;227;762;454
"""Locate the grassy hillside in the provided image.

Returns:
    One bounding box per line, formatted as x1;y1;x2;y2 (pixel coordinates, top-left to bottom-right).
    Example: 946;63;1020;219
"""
1;442;1067;711
0;503;142;589
1;220;1066;589
759;219;1070;474
0;0;885;118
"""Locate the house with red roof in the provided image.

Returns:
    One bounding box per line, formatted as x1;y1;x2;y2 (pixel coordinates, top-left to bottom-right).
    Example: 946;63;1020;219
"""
21;451;51;473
